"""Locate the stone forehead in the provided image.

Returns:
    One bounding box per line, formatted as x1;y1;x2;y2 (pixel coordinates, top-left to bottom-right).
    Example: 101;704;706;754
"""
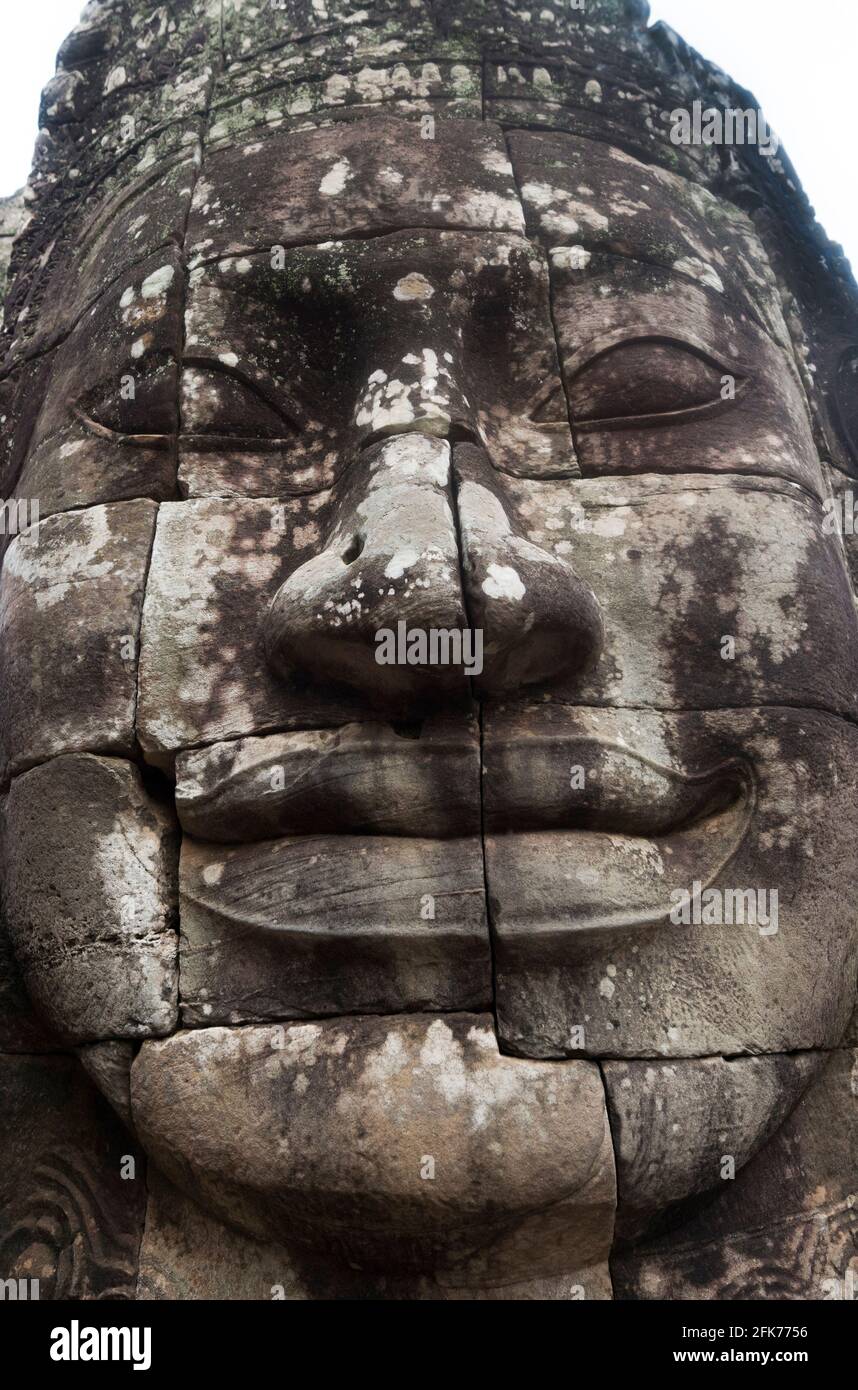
4;0;849;384
186;118;526;260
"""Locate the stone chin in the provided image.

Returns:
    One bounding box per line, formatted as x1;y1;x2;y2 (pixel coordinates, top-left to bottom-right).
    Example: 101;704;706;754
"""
130;1013;616;1284
128;1014;821;1277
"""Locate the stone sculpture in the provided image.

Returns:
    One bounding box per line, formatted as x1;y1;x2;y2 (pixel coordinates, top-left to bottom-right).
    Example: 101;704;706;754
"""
0;0;856;1300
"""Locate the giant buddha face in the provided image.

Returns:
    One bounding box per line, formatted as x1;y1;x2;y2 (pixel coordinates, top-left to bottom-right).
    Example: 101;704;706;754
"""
1;0;856;1296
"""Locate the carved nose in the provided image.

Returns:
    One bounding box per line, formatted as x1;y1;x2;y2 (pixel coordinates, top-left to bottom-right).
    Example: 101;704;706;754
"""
264;434;603;703
454;443;603;695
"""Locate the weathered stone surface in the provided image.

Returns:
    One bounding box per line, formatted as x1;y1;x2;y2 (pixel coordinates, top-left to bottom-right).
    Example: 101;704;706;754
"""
0;191;26;243
844;990;858;1047
497;474;858;717
487;705;858;1058
137;496;368;767
186;117;524;263
0;1053;146;1299
612;1049;858;1299
175;713;480;840
138;1167;306;1301
485;62;714;183
219;0;649;66
208;46;483;146
603;1053;823;1241
3;0;858;1304
180;229;569;496
138;1166;612;1300
43;0;218;124
8;155;198;366
76;1041;136;1131
179;832;489;1024
0;356;54;508
0;897;63;1053
0;787;63;1051
548;244;821;498
509;128;789;346
3;754;178;1044
262;435;469;701
453;443;602;694
132;1014;616;1283
0;190;26;325
8;112;203;322
220;0;433;64
0;500;157;785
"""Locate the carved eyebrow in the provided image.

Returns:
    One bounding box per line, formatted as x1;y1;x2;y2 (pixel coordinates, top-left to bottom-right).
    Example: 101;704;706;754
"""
562;330;752;381
556;247;773;342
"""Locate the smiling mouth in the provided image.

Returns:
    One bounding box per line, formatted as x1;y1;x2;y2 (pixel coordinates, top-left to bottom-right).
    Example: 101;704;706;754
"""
172;712;753;1029
136;718;753;1274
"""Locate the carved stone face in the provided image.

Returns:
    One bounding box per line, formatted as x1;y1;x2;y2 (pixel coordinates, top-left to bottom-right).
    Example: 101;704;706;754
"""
2;0;856;1296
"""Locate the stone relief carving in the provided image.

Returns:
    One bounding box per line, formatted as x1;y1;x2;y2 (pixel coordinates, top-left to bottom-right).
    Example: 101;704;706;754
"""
0;0;855;1302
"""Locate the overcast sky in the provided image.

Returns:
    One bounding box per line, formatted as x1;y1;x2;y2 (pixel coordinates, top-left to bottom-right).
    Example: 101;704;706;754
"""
0;0;855;269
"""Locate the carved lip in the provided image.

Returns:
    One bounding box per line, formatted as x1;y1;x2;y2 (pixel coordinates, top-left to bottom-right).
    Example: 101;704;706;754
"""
485;742;755;942
487;795;753;946
176;722;751;848
484;739;751;837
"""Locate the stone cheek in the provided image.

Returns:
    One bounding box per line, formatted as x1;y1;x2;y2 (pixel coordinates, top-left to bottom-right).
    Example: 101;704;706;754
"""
603;1053;825;1242
136;496;368;767
612;1049;858;1299
501;474;858;717
487;706;858;1059
3;754;179;1045
0;499;157;785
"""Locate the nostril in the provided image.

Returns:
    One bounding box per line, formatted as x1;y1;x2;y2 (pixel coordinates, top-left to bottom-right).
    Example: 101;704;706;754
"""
390;720;424;740
341;533;365;565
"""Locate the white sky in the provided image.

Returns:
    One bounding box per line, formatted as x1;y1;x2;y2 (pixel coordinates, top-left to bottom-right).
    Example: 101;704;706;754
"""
0;0;855;270
649;0;858;271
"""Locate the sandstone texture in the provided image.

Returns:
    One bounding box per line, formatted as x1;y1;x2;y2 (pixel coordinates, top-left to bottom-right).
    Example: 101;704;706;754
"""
1;0;857;1304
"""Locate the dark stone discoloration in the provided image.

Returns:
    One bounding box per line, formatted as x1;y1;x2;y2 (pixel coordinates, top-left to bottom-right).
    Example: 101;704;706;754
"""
0;1053;146;1299
179;830;491;1024
612;1049;858;1299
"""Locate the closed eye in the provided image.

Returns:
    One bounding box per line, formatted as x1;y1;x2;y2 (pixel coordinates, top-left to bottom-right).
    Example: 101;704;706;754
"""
71;354;178;441
568;337;746;430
